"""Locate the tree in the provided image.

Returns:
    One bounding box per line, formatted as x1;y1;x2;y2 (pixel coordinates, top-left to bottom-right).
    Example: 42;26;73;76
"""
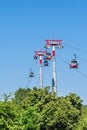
66;93;83;111
76;114;87;130
0;101;21;130
14;87;31;104
39;97;80;130
20;107;40;130
76;105;87;130
0;87;84;130
2;92;13;102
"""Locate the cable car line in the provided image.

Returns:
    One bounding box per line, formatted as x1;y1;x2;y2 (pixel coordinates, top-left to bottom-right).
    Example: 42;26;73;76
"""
34;75;39;87
76;69;87;79
57;54;69;66
56;53;79;69
56;54;87;79
63;43;87;54
64;47;75;55
77;56;87;63
64;47;87;63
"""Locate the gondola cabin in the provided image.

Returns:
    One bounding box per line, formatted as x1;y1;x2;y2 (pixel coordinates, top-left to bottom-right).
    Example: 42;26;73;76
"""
43;56;52;60
34;55;38;60
46;56;51;60
43;52;52;60
29;71;34;77
46;52;52;60
44;60;49;66
70;59;78;69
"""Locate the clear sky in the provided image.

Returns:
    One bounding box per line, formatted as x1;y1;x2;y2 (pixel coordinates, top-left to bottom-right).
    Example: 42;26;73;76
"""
0;0;87;104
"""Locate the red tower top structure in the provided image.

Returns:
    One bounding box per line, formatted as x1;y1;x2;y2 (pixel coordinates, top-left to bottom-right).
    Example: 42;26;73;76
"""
45;40;63;48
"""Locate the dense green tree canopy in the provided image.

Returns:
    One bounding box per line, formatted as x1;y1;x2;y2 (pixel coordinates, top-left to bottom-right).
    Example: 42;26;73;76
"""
0;87;86;130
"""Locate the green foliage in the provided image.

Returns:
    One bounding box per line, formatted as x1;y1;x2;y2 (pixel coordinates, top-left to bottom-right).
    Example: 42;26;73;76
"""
0;101;20;129
0;87;85;130
75;105;87;130
82;105;87;115
20;107;39;130
14;87;31;104
66;93;83;111
76;114;87;130
39;97;80;130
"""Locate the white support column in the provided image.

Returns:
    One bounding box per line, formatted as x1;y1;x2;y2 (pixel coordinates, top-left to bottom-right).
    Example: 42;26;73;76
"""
52;46;57;94
39;56;43;89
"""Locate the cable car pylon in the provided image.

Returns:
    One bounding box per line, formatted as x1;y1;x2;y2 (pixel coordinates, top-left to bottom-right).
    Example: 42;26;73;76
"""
34;51;46;89
45;40;63;95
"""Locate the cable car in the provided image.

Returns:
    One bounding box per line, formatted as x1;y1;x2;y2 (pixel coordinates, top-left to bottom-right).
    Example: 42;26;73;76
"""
34;55;38;60
46;52;52;60
43;52;52;60
29;69;34;77
43;56;47;60
29;72;34;77
69;54;78;69
43;56;52;61
44;60;49;66
46;52;51;56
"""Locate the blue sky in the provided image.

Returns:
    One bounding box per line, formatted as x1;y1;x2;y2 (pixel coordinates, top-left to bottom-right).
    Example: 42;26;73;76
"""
0;0;87;104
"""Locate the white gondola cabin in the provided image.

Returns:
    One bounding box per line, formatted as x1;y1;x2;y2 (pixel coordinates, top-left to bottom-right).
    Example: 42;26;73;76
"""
69;54;78;69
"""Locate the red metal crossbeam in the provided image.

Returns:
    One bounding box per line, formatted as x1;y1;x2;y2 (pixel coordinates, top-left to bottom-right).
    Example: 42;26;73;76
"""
35;51;47;56
45;40;63;48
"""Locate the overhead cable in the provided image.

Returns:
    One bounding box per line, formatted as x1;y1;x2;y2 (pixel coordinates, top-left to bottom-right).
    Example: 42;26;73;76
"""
64;43;87;54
